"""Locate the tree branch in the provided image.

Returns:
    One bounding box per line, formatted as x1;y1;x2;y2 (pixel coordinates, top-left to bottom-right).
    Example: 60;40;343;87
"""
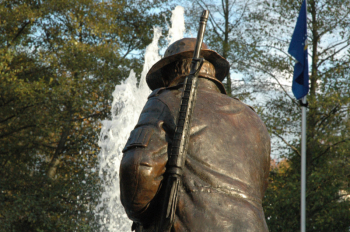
249;63;297;104
0;125;36;139
315;104;340;131
272;131;301;156
317;43;350;68
312;138;350;163
9;20;31;47
47;102;73;179
318;40;349;57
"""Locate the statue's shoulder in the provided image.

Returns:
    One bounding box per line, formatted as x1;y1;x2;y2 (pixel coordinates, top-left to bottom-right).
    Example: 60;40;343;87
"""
218;94;256;113
147;84;183;114
148;87;166;99
231;97;256;112
147;83;183;99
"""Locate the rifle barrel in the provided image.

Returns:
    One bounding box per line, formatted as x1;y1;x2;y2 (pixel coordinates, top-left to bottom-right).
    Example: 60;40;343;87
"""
157;10;209;232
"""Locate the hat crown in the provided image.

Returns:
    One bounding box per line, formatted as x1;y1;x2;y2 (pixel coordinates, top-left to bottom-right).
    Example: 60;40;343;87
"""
146;38;229;92
164;38;209;58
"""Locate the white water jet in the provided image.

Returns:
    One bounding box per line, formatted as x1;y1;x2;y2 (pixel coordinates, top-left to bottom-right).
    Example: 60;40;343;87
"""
96;6;185;232
166;6;185;45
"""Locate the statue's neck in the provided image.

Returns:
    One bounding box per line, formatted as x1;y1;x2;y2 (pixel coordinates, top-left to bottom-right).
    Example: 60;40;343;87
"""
169;76;220;93
197;77;221;93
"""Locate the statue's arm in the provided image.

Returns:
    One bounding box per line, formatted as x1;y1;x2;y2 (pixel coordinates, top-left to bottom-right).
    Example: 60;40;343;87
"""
119;97;173;224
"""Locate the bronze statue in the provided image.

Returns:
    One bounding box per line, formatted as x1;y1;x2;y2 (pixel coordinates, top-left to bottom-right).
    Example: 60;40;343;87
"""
120;38;271;232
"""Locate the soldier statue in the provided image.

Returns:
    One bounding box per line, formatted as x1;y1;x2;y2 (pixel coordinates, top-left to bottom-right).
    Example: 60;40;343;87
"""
120;38;271;232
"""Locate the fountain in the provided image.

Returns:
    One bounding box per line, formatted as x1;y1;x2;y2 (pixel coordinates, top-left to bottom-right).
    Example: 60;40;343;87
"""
96;6;185;232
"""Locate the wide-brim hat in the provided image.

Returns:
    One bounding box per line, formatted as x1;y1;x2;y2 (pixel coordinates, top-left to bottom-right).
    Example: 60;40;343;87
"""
146;38;230;91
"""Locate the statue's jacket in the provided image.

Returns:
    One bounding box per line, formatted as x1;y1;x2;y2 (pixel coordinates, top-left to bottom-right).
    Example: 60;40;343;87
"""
120;79;271;232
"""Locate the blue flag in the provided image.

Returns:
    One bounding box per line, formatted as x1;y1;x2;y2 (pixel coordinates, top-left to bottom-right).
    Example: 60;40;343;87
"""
288;0;309;100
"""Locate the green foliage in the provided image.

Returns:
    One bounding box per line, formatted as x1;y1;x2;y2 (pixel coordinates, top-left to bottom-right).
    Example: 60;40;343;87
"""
182;0;255;99
2;0;349;230
244;0;350;231
0;0;167;231
265;154;350;231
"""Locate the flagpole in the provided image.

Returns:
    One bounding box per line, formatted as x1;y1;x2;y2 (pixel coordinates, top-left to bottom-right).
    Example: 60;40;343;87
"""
301;96;307;232
301;0;307;230
287;0;309;228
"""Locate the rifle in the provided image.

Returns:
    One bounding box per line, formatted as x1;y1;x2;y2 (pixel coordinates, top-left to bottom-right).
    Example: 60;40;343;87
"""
157;10;209;232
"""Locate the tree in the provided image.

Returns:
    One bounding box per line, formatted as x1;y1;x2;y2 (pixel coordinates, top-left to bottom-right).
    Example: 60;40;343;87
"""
0;0;167;231
244;0;350;231
183;0;255;98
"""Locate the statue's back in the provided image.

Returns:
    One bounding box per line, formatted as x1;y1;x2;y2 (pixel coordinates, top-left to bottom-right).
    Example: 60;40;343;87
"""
153;83;270;232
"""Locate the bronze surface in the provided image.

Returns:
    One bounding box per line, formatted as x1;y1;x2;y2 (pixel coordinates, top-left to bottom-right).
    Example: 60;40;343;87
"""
120;78;271;232
146;38;230;91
